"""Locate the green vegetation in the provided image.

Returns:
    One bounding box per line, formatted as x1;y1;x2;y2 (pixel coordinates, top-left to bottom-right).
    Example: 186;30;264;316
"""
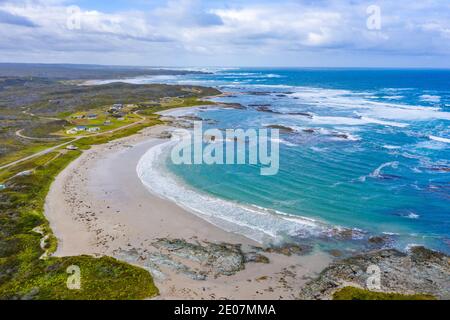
332;287;436;300
0;149;158;299
75;117;161;149
0;72;219;169
0;140;64;168
0;73;220;299
138;96;216;116
22;120;71;139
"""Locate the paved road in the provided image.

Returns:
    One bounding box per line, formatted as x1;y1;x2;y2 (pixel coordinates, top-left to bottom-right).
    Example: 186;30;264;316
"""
15;129;61;141
0;113;146;171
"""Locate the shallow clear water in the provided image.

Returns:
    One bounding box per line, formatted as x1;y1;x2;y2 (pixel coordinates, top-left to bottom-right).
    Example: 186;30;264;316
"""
134;68;450;254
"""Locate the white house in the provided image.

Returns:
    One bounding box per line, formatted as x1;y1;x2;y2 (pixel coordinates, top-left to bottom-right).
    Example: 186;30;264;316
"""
87;127;100;133
66;126;87;134
66;145;78;151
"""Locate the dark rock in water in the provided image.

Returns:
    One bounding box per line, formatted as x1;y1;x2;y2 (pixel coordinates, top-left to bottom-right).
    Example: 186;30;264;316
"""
265;125;296;134
180;115;203;121
367;235;393;249
276;94;287;97
332;133;349;140
302;128;316;134
248;104;271;107
288;112;313;118
248;91;271;96
368;236;388;245
328;228;365;241
171;120;194;129
299;247;450;300
255;106;279;113
219;102;246;110
429;167;450;172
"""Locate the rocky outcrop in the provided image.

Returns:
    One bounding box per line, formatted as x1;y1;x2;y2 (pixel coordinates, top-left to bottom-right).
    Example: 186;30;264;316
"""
287;112;313;118
265;125;296;134
115;238;271;281
260;243;313;256
152;238;247;277
218;102;246;110
255;106;280;113
299;246;450;300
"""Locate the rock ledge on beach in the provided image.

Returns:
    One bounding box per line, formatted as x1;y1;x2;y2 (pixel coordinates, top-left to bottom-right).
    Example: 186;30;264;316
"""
299;246;450;300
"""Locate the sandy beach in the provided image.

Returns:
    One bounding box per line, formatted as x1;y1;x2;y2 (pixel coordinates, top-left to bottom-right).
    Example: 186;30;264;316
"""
45;123;331;300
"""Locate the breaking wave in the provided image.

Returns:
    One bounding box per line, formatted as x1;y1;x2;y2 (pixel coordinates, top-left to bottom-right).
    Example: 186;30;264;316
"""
136;139;342;245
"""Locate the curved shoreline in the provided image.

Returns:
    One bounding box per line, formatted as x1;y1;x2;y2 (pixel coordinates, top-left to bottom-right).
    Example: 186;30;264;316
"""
44;124;331;299
135;137;347;246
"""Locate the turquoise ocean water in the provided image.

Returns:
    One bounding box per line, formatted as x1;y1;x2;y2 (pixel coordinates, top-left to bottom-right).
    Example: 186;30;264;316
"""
131;68;450;254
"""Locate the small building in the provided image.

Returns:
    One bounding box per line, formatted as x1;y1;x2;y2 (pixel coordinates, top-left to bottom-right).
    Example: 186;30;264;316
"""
87;114;98;120
16;170;33;177
104;120;112;125
110;104;123;112
87;127;100;133
117;117;125;121
112;112;126;119
66;145;78;151
67;126;87;134
0;184;6;191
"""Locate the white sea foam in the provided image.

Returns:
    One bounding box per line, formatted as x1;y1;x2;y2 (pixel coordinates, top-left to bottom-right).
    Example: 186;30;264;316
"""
309;115;408;128
359;161;399;182
406;212;420;219
382;95;404;100
136;139;336;244
286;87;449;122
270;138;298;147
383;145;401;150
371;161;399;178
420;95;441;103
429;135;450;144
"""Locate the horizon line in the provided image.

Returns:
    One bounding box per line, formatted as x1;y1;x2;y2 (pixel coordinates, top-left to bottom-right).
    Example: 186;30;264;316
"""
1;62;450;70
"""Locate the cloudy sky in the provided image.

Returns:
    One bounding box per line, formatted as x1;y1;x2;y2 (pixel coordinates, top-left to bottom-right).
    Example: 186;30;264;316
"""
0;0;449;67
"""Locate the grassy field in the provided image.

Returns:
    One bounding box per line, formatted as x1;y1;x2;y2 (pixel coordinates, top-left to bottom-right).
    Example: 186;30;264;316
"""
332;287;435;300
0;140;67;168
0;94;218;300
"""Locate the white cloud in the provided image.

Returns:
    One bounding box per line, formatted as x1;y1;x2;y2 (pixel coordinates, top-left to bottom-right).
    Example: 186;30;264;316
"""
0;0;449;66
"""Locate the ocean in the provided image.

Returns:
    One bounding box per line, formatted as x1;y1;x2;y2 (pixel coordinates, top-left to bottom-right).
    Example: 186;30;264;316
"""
132;68;450;254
